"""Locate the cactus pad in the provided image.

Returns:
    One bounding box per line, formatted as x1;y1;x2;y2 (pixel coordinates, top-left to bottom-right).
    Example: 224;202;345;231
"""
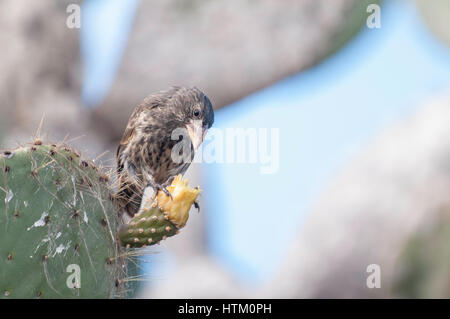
119;175;200;248
0;142;134;298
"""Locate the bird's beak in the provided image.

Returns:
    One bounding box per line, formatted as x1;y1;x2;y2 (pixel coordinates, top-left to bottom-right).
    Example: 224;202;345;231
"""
186;120;207;150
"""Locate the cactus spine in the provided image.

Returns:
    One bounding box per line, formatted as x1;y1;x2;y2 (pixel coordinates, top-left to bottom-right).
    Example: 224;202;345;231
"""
118;175;200;248
0;142;136;298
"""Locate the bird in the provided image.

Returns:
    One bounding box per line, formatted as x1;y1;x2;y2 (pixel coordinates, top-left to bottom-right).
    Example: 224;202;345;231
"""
115;86;214;217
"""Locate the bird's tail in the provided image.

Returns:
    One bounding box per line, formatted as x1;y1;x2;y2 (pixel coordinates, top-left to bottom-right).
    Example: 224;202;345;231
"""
114;175;144;217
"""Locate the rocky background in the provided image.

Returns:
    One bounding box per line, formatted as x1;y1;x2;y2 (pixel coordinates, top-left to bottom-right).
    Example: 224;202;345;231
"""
0;0;84;149
0;0;449;298
92;0;375;141
139;93;450;299
266;93;450;298
0;0;373;149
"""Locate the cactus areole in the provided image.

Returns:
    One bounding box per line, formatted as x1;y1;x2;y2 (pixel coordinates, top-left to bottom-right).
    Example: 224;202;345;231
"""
118;175;201;248
0;143;135;298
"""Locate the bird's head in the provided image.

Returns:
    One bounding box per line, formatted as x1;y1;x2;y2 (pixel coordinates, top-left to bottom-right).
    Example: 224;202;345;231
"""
183;88;214;150
139;86;214;152
162;86;214;150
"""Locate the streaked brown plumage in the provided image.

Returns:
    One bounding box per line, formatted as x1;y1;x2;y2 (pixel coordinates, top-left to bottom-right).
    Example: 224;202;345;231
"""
115;86;214;217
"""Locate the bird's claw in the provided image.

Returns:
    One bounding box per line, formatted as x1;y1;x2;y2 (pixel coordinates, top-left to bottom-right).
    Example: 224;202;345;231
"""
161;186;173;199
149;183;173;200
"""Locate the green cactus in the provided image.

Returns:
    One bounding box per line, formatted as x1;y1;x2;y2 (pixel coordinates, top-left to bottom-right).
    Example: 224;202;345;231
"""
118;205;179;248
0;141;137;298
119;175;200;248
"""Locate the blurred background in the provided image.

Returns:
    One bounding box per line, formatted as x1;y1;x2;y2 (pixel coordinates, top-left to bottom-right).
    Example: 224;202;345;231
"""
0;0;449;298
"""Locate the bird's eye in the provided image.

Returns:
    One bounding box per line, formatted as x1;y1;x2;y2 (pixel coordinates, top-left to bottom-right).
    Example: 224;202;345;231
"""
193;108;202;118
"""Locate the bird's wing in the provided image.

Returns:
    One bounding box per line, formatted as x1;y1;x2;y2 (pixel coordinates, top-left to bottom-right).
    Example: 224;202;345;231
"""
117;102;146;158
116;120;136;174
116;95;160;173
117;126;134;156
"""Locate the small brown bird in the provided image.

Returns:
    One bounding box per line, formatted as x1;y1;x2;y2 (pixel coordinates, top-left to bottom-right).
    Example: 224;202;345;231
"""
115;86;214;217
